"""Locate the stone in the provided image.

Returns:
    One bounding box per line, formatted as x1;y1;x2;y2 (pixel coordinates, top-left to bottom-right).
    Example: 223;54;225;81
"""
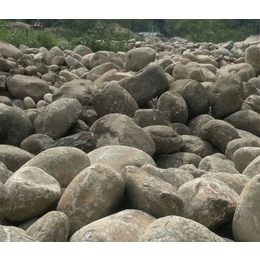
22;147;90;188
0;104;34;146
157;91;188;124
141;163;194;190
155;152;202;169
90;113;156;157
179;164;208;178
0;162;13;183
199;154;240;174
178;177;239;229
57;164;125;236
245;45;260;75
134;109;170;128
232;174;260;241
34;98;82;140
72;45;92;57
41;72;61;85
234;147;260;173
7;75;50;102
20;134;54;155
0;145;34;172
0;42;23;60
224;110;260;137
0;182;10;221
0;225;37;242
124;47;156;72
92;81;138;117
24;96;36;109
87;145;155;176
187;114;214;137
139;216;225;242
52;79;94;106
209;73;243;119
169;79;209;119
181;135;214;158
24;65;38;76
59;70;79;82
199;119;240;153
244;95;260;113
242;78;260;99
70;209;155;242
124;166;184;218
5;166;61;222
170;123;191;135
118;63;168;106
143;125;183;154
46;46;64;65
26;211;70;242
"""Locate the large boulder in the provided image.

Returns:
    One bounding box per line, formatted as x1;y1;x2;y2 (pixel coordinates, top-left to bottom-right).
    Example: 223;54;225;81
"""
52;79;94;106
26;211;70;242
0;42;23;60
7;75;49;102
5;166;61;222
70;209;156;242
245;45;260;76
232;174;260;241
139;216;225;242
92;81;138;117
22;147;90;188
118;63;168;106
34;98;82;140
72;45;92;57
87;145;155;176
178;177;239;229
124;47;156;72
57;164;125;236
0;104;34;147
0;182;10;221
90;113;156;156
209;73;243;119
124;166;184;218
169;79;209;119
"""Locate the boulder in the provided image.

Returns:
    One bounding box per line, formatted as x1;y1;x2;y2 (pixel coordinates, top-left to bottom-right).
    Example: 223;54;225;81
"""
0;182;10;221
57;164;125;236
0;42;23;60
90;113;156;157
22;147;90;188
5;166;61;222
0;162;13;184
72;45;92;57
245;45;260;75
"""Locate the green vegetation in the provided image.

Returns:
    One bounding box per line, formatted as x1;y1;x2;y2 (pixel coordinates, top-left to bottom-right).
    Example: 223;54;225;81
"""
1;19;260;51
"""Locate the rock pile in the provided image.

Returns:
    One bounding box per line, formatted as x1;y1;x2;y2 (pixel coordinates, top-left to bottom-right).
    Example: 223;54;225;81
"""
1;37;260;242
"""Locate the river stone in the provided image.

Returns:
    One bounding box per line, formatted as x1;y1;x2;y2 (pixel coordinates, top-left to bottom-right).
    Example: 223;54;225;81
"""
90;113;156;157
187;114;214;137
20;134;54;155
245;45;260;76
92;81;138;117
72;45;92;57
0;162;13;184
199;154;240;174
22;147;90;188
171;123;191;135
234;147;260;173
5;166;61;222
34;98;82;140
124;166;184;218
233;174;260;242
52;79;94;106
139;216;225;242
180;135;214;158
244;95;260;113
87;145;155;176
134;109;170;128
242;78;260;99
225;137;260;161
141;163;194;190
57;164;125;236
26;211;70;242
0;104;34;147
199;119;240;153
70;209;156;242
201;172;249;195
0;42;23;60
7;75;49;102
124;47;156;72
157;91;188;124
0;182;10;221
0;225;37;242
209;73;243;119
179;164;208;178
155;152;202;169
224;110;260;137
0;145;34;172
169;79;209;119
143;125;183;155
118;63;168;106
46;46;64;65
178;177;239;229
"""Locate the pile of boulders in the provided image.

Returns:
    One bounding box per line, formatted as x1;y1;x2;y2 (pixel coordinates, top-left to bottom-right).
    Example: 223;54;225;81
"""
1;37;260;242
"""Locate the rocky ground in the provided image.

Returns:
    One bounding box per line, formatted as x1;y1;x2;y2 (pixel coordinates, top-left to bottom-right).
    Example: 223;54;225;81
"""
0;35;260;242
